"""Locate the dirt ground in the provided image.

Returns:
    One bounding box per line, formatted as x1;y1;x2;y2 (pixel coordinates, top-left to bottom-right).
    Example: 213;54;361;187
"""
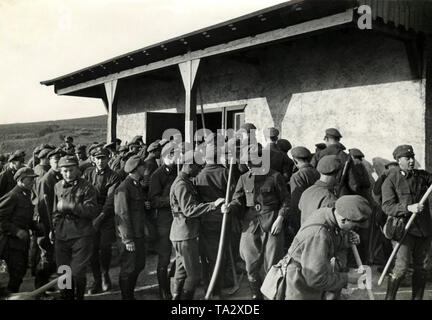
6;251;432;301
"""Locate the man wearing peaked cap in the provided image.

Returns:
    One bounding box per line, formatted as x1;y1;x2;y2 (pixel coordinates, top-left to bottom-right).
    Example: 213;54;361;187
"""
288;147;320;239
280;195;369;300
311;128;345;168
264;127;293;183
0;150;25;198
33;148;53;178
148;141;179;300
169;153;224;300
75;145;92;173
33;146;66;291
299;155;341;225
381;145;432;300
144;141;162;190
82;146;121;294
114;154;149;299
52;154;98;300
0;167;42;293
349;148;365;160
222;142;290;300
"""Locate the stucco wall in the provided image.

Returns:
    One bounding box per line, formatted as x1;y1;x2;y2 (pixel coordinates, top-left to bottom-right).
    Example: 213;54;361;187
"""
116;28;425;167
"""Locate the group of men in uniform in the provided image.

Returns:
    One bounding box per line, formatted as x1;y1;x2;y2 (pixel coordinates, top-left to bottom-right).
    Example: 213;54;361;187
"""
0;124;431;301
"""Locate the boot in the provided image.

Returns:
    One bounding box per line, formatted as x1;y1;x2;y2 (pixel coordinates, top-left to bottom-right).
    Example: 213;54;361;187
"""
119;277;132;300
75;278;87;300
385;274;404;300
102;272;112;292
248;278;263;300
171;279;185;300
181;288;196;300
412;271;427;300
88;275;102;295
157;268;172;300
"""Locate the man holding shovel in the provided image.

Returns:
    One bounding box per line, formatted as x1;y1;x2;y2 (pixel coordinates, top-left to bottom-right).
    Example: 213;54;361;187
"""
381;145;432;300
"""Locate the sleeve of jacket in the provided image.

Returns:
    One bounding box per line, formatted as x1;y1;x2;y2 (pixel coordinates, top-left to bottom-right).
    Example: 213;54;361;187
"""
228;177;246;217
289;173;303;217
52;185;60;229
175;181;216;218
149;172;170;208
73;183;99;220
275;173;290;219
300;230;348;292
0;193;19;236
102;172;121;218
281;154;294;182
381;175;408;217
114;185;134;244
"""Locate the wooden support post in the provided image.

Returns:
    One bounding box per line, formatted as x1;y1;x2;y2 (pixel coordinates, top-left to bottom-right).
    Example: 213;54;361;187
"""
104;80;118;143
178;59;200;147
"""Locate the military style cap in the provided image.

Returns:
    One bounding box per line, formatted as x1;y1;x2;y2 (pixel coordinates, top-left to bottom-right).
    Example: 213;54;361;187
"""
131;135;143;144
276;139;292;153
64;136;74;143
317;155;341;175
93;147;110;158
119;145;129;153
393;145;415;160
267;127;279;138
124;155;145;173
48;148;65;159
349;148;365;159
324;128;342;139
104;142;116;151
89;143;104;155
114;138;122;144
385;161;399;169
315;143;327;150
291;146;312;159
335;195;371;228
240;123;257;133
58;155;79;167
128;142;140;148
33;145;43;155
147;141;161;153
38;148;53;159
8;150;25;162
13;167;37;181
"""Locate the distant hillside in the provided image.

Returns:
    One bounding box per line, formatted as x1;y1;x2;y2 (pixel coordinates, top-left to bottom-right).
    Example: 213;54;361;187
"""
0;115;107;161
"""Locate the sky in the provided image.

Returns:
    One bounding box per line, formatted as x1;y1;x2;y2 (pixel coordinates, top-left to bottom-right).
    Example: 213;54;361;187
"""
0;0;287;124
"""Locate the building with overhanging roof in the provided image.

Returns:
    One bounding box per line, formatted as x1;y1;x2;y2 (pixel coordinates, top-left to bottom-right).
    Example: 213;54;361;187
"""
41;0;432;168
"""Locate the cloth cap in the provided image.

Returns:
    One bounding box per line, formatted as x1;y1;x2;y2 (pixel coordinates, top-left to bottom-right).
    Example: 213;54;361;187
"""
14;167;37;181
317;155;341;175
325;128;342;139
335;195;371;228
240;123;257;133
147;141;161;153
124;155;144;173
291;146;312;159
58;155;79;167
393;145;415;160
349;148;365;158
8;150;25;162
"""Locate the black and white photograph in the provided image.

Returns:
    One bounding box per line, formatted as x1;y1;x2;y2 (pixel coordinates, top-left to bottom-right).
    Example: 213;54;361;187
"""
1;0;432;310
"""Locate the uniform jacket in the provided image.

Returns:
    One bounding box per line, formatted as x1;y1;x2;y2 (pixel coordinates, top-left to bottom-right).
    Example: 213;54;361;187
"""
169;172;216;241
0;166;17;198
381;168;432;237
33;164;50;178
230;168;290;233
194;164;236;224
32;168;63;234
149;164;177;226
143;154;159;191
114;175;148;244
299;180;337;226
284;207;349;300
82;166;121;222
289;164;320;221
52;178;98;241
0;185;40;256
